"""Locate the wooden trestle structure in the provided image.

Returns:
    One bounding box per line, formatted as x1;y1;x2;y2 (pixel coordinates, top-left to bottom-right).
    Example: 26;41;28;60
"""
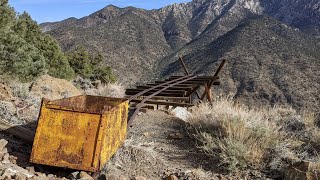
125;58;226;123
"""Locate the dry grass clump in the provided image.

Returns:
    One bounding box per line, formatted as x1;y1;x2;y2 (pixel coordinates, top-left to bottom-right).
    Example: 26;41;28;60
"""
188;98;280;172
5;81;42;124
85;82;125;98
187;97;320;173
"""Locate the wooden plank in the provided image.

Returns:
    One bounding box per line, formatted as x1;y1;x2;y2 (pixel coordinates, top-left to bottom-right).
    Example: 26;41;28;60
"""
169;76;218;80
201;83;213;102
125;95;189;101
177;56;201;99
214;59;226;76
178;56;190;75
126;89;186;94
136;85;193;91
125;91;185;97
130;99;194;107
213;81;220;85
154;81;209;85
146;83;195;88
0;119;34;144
164;79;212;83
186;85;201;97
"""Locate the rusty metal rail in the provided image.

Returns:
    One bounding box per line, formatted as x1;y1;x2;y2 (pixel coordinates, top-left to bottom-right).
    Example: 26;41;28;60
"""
126;59;227;124
128;75;197;124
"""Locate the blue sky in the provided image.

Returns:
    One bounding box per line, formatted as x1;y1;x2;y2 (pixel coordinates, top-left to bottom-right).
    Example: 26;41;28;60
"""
9;0;191;23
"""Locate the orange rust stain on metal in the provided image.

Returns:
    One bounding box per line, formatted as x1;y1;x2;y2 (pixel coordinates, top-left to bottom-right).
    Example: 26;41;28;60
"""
30;95;129;172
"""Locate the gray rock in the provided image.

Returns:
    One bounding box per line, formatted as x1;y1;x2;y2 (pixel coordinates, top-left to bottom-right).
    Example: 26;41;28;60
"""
0;139;8;151
14;172;27;180
2;153;10;164
1;168;16;179
134;176;147;180
0;101;17;124
79;171;93;180
68;171;79;180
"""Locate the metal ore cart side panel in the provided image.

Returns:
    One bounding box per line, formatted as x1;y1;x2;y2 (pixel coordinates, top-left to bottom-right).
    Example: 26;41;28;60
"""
100;100;129;169
30;102;101;172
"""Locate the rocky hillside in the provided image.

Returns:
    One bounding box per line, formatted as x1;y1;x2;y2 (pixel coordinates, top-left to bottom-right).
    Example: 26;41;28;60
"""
157;15;320;112
41;0;320;111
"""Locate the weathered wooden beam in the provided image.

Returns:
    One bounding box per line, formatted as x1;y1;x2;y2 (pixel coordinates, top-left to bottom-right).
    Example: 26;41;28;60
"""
214;59;226;77
125;95;190;101
126;89;186;95
168;76;218;80
154;80;209;85
186;85;201;97
164;79;212;83
213;82;220;85
178;56;202;100
146;83;195;88
126;91;185;97
130;99;194;107
0;119;34;144
136;85;193;91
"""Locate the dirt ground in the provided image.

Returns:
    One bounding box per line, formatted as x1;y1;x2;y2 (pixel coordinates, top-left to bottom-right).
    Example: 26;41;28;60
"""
104;110;217;179
0;109;271;179
0;110;216;180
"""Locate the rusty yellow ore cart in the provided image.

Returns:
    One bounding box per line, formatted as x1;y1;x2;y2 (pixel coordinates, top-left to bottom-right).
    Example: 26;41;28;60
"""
30;95;129;172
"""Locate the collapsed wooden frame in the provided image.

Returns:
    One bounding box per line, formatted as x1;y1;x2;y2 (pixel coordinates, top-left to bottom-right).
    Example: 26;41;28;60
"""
125;58;226;109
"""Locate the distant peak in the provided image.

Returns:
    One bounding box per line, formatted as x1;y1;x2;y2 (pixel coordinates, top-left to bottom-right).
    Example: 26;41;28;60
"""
104;4;120;9
99;4;120;11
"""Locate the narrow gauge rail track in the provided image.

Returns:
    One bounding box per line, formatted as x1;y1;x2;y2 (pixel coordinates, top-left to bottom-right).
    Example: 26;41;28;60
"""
126;59;226;124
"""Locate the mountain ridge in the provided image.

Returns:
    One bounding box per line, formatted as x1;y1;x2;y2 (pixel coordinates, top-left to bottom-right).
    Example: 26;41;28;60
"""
41;0;320;111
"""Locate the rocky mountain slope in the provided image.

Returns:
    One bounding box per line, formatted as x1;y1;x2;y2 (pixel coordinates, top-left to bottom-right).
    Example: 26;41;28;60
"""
157;15;320;111
41;0;320;111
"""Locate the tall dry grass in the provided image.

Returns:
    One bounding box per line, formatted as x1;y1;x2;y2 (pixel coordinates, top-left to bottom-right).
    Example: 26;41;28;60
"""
85;82;125;98
186;97;320;173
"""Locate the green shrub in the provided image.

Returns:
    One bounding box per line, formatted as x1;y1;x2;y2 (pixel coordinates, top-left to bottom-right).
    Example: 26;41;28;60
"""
0;1;74;81
67;46;116;83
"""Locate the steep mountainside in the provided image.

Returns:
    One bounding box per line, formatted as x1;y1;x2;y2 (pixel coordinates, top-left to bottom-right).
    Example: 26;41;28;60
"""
41;0;320;111
157;16;320;111
43;6;172;83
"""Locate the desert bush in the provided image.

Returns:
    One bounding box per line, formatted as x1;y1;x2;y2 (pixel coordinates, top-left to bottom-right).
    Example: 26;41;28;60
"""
187;97;282;172
9;82;30;100
85;82;125;98
187;97;320;174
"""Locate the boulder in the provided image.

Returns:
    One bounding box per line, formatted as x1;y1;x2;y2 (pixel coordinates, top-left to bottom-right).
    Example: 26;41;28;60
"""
170;107;191;121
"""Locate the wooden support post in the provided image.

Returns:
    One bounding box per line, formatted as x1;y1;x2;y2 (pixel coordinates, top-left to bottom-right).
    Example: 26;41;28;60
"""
201;84;208;101
179;56;201;99
0;119;35;144
207;86;212;103
201;59;227;103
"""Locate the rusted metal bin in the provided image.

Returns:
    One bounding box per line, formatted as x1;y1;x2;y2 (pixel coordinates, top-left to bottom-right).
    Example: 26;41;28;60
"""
30;95;129;172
